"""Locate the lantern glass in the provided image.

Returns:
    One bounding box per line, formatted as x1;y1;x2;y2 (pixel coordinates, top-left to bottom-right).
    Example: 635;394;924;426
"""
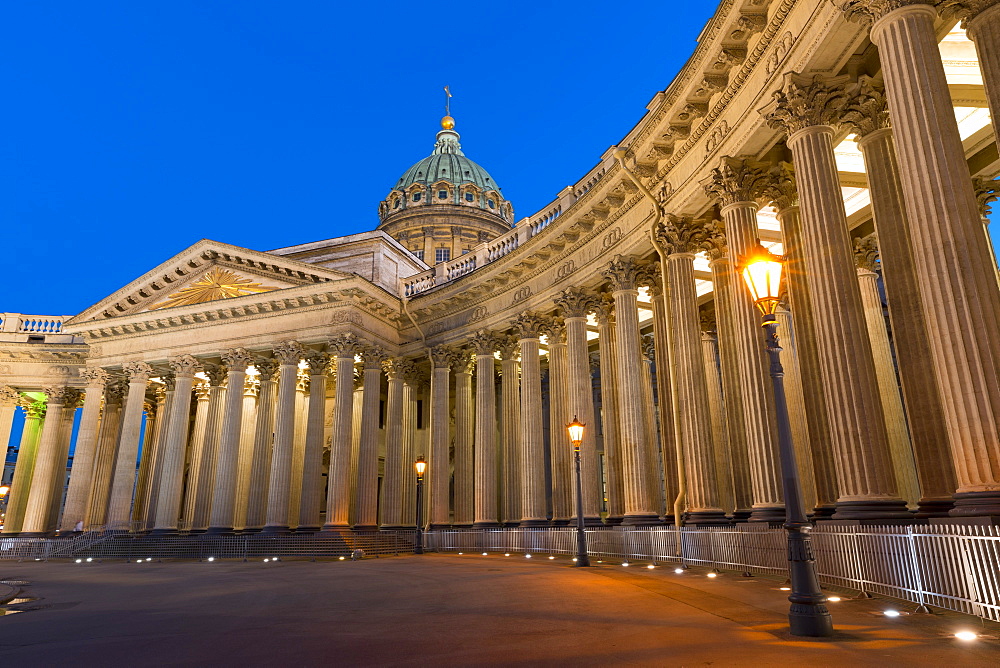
741;252;783;316
414;457;427;476
566;417;585;446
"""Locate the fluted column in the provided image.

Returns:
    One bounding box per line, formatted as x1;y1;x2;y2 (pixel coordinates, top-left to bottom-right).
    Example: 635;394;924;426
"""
545;321;572;524
467;332;499;527
21;387;72;535
0;387;18;458
837;0;1000;515
287;368;309;529
773;307;818;511
206;348;253;533
87;380;124;526
428;345;453;528
646;277;679;522
555;289;603;523
640;337;664;517
960;1;1000;137
498;337;521;524
764;76;910;519
59;369;109;531
354;346;387;530
701;332;735;514
705;160;784;520
757;172;840;518
181;381;211;528
152;356;200;534
233;377;258;531
380;358;408;528
324;334;358;529
131;394;160;529
263;340;304;533
654;218;725;522
704;242;756;519
142;375;173;529
192;364;226;531
3;399;45;533
596;299;625;522
296;350;330;531
603;256;660;523
512;314;550;525
401;370;420;527
47;394;82;530
452;351;475;527
854;240;921;507
246;358;277;530
105;363;154;531
842;91;958;516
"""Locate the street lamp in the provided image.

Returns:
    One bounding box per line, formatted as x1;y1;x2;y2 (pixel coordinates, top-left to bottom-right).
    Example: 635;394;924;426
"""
414;457;426;555
567;417;589;567
740;244;834;638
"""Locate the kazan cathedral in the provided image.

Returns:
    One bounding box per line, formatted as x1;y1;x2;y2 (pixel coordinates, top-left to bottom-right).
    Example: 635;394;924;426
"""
4;0;1000;539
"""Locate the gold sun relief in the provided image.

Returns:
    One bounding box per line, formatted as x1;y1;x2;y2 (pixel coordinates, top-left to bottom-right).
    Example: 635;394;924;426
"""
149;267;279;310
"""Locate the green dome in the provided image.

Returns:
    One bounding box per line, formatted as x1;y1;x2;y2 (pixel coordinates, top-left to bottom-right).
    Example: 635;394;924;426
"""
393;129;502;193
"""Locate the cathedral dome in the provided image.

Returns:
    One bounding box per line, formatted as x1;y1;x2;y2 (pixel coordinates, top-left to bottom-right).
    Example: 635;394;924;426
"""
393;129;500;195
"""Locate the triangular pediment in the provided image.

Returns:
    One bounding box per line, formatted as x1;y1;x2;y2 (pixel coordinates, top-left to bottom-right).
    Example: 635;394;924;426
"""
68;239;354;323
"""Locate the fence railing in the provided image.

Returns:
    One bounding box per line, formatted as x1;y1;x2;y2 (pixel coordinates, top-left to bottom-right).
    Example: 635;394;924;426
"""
0;531;417;562
425;524;1000;623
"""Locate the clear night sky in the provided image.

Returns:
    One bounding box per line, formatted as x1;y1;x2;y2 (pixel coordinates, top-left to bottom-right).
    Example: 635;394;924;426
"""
2;2;996;317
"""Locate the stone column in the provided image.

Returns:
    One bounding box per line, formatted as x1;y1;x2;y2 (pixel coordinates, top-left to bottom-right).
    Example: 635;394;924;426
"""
428;345;453;528
298;350;330;531
181;381;211;529
641;337;666;517
512;313;550;525
764;74;909;519
105;362;154;531
595;299;625;522
854;238;921;507
287;370;309;529
87;379;125;526
645;274;679;522
544;321;571;525
191;364;226;531
3;398;44;533
602;256;660;524
142;374;173;529
842;81;957;516
704;159;784;521
233;377;258;531
131;395;159;529
468;331;499;527
701;332;735;514
355;346;387;530
401;369;420;527
152;355;200;534
836;1;1000;515
452;350;475;527
21;387;73;535
207;348;253;533
654;218;725;522
324;333;358;529
380;358;408;528
555;289;603;523
246;358;277;530
959;1;1000;138
498;336;521;524
704;247;754;518
264;340;304;533
0;386;18;457
60;368;109;531
757;169;840;518
47;391;82;530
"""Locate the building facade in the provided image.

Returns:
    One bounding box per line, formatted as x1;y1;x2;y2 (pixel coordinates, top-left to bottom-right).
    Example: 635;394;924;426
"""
3;0;1000;536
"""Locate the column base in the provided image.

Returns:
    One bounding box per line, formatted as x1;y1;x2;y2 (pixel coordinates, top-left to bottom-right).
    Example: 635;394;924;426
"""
518;519;550;527
148;528;179;537
294;525;321;533
621;514;662;526
583;517;604;527
949;491;1000;517
501;521;521;527
15;531;48;538
239;527;263;534
604;516;625;525
732;509;753;521
353;524;378;532
831;499;912;521
471;521;501;529
260;525;290;535
451;523;474;529
683;510;730;525
914;497;954;518
748;506;785;522
550;519;572;527
321;523;350;532
203;526;234;536
810;505;837;520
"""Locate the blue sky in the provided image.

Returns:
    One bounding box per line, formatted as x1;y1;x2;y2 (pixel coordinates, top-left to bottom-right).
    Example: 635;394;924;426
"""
0;1;717;315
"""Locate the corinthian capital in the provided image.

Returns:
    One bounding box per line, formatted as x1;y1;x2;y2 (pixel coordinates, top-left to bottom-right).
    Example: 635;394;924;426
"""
0;385;21;406
169;354;202;378
78;367;111;387
761;73;851;135
832;0;934;25
938;1;1000;25
381;357;408;379
703;219;729;261
304;350;331;374
273;340;305;365
253;357;279;381
512;312;550;339
854;234;881;271
602;255;643;291
43;386;74;405
449;349;475;374
221;348;255;373
327;332;359;358
201;362;227;387
122;361;155;383
757;162;799;211
842;77;891;138
428;345;454;369
360;345;388;370
654;214;710;256
704;156;769;207
497;335;520;361
467;329;499;356
972;176;1000;217
554;287;600;318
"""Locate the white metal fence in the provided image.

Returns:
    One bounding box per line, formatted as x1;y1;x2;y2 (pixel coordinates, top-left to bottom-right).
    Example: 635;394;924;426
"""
425;524;1000;623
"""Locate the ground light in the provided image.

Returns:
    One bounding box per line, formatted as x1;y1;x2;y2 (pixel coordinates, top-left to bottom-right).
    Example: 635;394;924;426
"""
207;557;215;562
504;553;510;557
674;568;684;574
86;558;92;562
525;554;532;559
136;559;142;563
622;562;629;567
955;630;978;641
647;565;655;570
707;572;718;578
548;556;555;560
827;596;841;602
482;552;488;556
339;556;345;561
883;610;900;617
75;559;81;563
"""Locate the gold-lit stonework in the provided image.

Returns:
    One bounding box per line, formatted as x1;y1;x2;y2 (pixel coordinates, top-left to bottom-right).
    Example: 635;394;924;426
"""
149;267;279;310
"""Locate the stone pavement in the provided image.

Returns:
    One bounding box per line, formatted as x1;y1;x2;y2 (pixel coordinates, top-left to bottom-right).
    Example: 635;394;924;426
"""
0;554;996;666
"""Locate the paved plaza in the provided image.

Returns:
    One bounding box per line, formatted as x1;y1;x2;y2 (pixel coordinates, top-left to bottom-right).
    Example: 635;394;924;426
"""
0;554;996;666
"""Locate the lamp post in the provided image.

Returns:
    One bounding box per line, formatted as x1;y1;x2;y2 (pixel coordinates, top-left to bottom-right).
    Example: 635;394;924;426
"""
414;457;426;554
740;245;833;638
567;417;589;567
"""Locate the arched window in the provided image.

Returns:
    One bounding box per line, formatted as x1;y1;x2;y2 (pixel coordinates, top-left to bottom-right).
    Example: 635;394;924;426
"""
412;192;422;202
438;190;448;199
465;192;474;202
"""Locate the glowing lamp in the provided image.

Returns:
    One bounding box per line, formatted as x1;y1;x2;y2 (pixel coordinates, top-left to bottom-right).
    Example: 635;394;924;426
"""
0;485;9;497
740;245;785;317
566;417;585;449
414;457;427;477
